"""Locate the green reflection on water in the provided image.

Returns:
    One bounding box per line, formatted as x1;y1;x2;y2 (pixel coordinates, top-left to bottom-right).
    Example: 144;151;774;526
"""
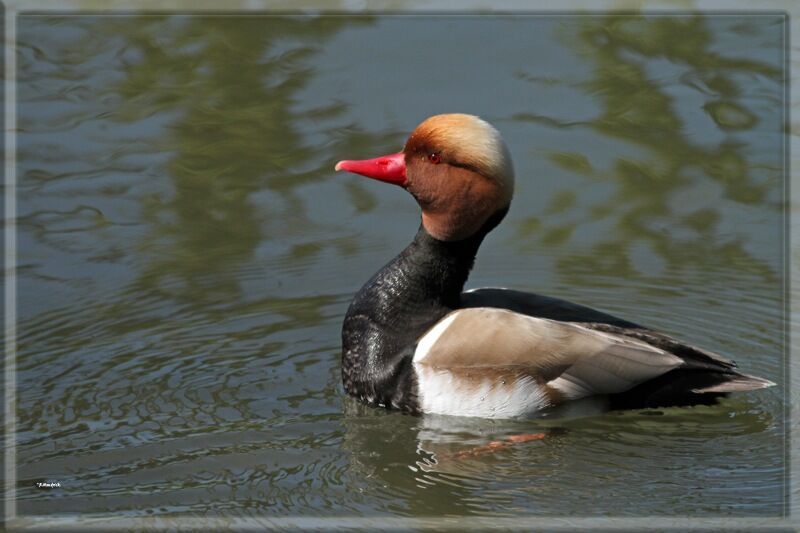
517;15;782;283
96;15;387;302
14;13;785;519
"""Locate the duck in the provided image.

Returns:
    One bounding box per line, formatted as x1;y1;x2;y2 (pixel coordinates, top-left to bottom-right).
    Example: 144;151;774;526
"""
334;113;775;419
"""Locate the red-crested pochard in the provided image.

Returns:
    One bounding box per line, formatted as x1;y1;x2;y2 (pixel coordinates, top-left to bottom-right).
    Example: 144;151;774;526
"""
335;113;774;419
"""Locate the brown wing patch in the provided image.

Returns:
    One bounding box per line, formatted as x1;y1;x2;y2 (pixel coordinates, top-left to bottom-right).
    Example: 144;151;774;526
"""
414;308;684;398
416;308;625;375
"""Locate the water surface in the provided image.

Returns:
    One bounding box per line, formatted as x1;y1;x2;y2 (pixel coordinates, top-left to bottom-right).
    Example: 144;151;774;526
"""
14;13;786;520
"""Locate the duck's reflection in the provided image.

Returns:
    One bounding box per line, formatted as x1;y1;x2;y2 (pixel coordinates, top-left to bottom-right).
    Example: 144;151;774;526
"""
341;393;774;492
341;395;571;477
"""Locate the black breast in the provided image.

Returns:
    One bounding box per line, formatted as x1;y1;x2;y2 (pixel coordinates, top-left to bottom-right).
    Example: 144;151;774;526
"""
341;220;494;412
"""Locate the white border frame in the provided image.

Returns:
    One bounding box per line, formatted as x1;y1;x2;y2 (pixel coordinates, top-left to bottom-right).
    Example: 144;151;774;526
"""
4;4;17;526
2;2;796;531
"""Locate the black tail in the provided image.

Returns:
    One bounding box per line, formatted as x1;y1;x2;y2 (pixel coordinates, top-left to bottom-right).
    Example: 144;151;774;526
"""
609;369;774;410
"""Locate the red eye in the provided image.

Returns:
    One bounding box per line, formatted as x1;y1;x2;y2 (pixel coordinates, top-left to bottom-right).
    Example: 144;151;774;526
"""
427;153;441;164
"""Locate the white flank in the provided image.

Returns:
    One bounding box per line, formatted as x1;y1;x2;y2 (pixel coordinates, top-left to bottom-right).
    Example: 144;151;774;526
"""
414;310;551;417
414;366;550;419
462;286;505;294
413;312;460;363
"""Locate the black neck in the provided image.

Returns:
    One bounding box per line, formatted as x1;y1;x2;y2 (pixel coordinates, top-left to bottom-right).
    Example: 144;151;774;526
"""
341;209;506;410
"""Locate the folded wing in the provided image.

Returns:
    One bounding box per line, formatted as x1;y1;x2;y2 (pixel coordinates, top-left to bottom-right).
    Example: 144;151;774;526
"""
413;307;685;401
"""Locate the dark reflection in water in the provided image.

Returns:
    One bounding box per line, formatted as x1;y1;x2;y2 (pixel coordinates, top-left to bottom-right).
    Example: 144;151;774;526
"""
15;14;784;520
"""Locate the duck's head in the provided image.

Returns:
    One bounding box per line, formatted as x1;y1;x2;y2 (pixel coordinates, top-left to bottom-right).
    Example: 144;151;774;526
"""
335;113;515;241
